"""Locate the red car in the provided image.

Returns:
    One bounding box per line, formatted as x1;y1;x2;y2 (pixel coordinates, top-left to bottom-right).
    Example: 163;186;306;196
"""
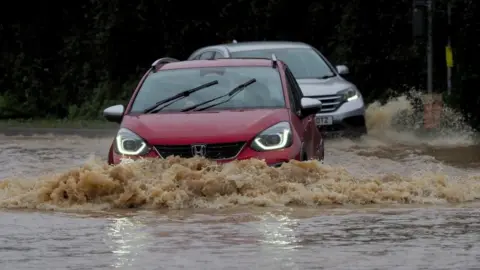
102;56;325;167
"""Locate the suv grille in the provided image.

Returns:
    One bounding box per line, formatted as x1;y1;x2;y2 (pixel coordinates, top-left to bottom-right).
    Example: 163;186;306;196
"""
155;142;245;160
312;95;343;113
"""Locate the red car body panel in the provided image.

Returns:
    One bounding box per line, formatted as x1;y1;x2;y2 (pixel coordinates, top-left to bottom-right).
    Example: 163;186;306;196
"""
107;59;324;166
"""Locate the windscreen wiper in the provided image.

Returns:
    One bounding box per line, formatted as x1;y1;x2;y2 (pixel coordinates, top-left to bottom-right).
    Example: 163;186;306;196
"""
143;80;219;113
182;78;257;112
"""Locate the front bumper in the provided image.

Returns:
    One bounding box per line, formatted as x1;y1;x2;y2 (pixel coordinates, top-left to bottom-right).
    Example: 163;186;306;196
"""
315;96;367;135
111;143;301;167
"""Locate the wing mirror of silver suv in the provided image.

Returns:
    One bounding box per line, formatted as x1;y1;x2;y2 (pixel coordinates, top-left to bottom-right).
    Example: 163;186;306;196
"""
336;65;349;75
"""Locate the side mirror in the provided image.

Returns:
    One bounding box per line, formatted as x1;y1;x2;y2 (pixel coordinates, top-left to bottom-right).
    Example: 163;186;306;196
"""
103;104;124;123
300;97;322;116
336;65;349;75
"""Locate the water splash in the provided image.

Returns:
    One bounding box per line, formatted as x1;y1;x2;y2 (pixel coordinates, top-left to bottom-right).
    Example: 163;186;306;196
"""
364;89;476;146
0;156;479;211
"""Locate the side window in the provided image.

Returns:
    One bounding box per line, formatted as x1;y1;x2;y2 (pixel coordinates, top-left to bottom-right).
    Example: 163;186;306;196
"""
213;52;224;59
284;67;302;113
199;51;215;60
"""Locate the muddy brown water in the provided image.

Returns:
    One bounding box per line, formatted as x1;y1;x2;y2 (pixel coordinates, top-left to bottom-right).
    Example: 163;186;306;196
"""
1;96;480;270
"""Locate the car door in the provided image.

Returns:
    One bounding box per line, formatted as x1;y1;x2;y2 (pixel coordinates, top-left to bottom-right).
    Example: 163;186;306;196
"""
285;67;322;159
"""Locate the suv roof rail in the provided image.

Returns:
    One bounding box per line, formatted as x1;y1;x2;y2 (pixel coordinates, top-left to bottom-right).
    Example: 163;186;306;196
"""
217;55;280;69
224;56;271;60
151;57;179;72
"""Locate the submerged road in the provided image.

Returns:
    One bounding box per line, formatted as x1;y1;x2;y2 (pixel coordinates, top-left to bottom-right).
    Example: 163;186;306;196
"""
0;122;479;269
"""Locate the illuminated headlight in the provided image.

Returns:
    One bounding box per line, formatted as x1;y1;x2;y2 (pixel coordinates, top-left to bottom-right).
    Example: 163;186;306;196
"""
115;128;150;156
251;122;293;151
338;88;359;102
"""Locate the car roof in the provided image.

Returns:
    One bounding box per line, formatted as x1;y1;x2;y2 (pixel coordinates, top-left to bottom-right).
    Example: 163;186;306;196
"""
207;41;311;53
158;59;277;71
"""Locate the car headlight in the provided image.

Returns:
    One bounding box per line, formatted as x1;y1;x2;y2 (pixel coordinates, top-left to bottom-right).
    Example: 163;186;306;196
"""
338;88;359;102
115;128;150;155
251;122;293;151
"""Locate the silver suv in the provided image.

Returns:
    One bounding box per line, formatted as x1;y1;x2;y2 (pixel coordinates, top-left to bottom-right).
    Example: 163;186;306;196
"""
187;41;367;137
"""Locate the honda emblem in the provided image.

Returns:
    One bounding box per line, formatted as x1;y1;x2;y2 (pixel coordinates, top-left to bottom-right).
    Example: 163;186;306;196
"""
191;144;207;157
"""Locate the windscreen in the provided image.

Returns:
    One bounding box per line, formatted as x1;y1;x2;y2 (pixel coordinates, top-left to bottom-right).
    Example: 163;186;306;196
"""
230;48;335;79
130;66;285;113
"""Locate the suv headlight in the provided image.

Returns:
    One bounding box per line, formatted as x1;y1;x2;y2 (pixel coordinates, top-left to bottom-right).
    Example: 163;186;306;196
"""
251;122;293;151
115;128;150;155
338;88;359;102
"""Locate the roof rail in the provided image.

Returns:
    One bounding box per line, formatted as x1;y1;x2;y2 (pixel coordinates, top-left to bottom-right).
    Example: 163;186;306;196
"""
226;56;271;60
151;57;179;72
271;54;278;68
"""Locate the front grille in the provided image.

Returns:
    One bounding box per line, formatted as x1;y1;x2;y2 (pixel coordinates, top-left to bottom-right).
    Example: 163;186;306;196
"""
311;95;343;113
155;142;245;160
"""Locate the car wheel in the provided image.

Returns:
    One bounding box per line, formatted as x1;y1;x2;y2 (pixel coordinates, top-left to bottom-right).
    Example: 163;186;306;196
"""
302;153;308;162
302;149;324;164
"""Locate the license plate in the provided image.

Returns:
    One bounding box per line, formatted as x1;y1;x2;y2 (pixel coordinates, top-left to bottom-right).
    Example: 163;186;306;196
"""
315;116;333;126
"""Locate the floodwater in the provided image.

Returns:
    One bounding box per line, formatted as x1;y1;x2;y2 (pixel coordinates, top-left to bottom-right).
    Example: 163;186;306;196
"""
1;94;480;270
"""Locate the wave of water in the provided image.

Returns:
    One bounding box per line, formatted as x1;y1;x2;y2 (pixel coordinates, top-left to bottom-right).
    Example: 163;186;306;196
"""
0;156;479;211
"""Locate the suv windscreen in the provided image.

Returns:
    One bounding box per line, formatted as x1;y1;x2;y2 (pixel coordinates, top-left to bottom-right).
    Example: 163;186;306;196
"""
230;48;335;79
130;66;285;113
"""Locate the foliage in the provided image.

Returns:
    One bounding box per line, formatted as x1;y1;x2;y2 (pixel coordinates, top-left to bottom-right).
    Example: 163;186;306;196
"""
0;0;479;129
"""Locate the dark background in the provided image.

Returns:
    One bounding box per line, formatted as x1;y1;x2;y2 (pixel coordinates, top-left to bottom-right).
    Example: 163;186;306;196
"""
1;0;479;130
